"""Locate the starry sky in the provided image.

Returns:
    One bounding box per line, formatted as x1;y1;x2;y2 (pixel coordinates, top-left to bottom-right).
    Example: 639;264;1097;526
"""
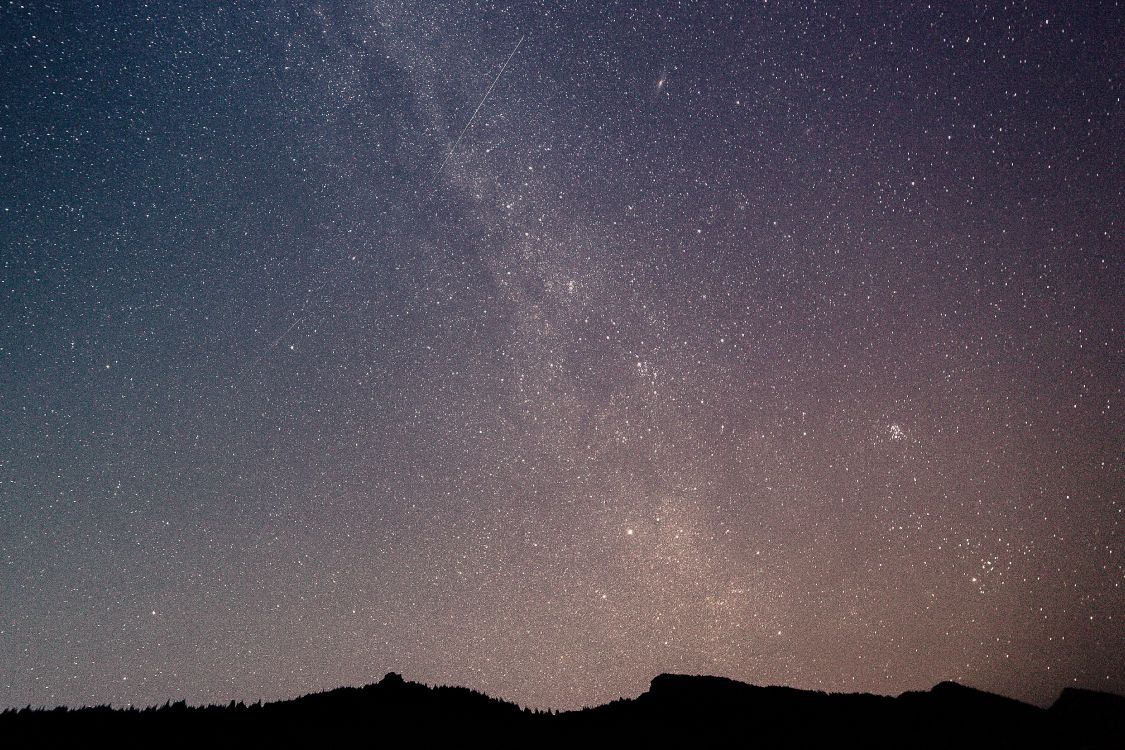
1;1;1122;711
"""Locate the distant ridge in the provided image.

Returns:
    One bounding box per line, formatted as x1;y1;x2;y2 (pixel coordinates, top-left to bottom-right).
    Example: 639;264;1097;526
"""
3;672;1122;747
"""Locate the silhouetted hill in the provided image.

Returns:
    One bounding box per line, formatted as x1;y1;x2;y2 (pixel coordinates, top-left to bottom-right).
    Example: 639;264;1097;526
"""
3;672;1122;748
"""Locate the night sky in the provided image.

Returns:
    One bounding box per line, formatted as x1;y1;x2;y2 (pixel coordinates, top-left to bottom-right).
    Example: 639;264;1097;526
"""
2;1;1122;711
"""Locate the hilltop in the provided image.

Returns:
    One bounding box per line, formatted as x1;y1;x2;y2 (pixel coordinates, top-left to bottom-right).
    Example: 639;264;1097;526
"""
4;672;1122;747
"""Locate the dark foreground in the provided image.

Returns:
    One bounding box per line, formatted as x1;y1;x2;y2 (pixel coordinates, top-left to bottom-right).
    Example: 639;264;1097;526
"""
3;672;1123;748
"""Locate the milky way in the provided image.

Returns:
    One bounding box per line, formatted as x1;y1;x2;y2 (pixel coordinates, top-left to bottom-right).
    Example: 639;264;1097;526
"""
2;1;1122;710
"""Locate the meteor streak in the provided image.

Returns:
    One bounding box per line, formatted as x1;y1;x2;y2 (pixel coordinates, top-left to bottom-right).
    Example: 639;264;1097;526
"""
428;35;525;191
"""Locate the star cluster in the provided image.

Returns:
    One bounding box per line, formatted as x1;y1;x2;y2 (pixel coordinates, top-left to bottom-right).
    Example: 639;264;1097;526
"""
1;1;1121;710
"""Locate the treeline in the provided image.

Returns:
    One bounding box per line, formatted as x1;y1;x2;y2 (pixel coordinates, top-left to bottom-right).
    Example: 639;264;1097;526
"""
3;672;1122;748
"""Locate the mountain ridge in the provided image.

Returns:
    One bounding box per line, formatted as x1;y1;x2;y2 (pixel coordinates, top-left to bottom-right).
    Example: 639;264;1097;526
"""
4;671;1122;747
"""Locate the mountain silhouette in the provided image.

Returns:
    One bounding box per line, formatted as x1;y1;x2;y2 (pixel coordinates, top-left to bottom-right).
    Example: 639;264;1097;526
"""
3;672;1122;747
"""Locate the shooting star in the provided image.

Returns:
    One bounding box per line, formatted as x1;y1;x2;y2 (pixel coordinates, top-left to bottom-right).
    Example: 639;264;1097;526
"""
428;35;525;191
241;314;310;380
267;315;307;352
242;39;526;382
